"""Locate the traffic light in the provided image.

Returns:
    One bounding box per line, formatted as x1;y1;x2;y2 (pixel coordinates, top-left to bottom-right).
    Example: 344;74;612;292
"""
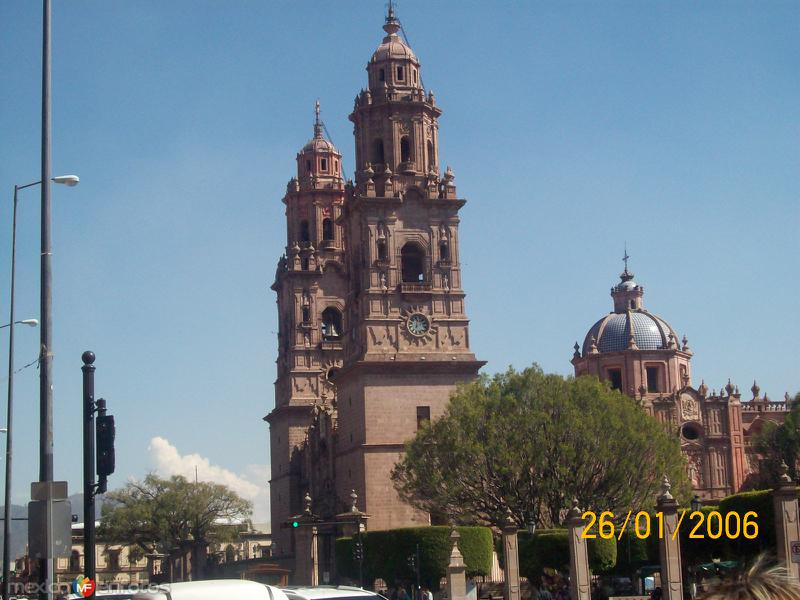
96;413;116;477
292;520;300;528
353;539;363;561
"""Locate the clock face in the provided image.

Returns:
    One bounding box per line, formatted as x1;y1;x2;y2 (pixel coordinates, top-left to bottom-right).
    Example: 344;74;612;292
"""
407;313;430;336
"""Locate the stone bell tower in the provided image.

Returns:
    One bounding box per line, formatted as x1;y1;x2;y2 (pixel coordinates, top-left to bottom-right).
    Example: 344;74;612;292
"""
333;6;485;531
266;102;347;552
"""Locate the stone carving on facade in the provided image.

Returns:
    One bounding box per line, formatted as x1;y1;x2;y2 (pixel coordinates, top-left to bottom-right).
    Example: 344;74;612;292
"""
687;453;703;488
680;393;700;422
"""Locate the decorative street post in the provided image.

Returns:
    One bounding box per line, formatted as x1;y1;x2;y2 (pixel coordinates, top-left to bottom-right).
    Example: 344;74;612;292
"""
566;499;591;600
445;529;466;600
774;462;800;581
656;476;683;600
502;511;520;600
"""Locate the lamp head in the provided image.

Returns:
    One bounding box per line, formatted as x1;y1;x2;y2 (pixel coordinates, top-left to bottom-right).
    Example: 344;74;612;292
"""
52;175;80;187
20;319;39;327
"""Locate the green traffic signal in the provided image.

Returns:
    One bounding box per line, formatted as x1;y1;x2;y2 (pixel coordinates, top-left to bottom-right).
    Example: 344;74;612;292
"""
292;520;299;528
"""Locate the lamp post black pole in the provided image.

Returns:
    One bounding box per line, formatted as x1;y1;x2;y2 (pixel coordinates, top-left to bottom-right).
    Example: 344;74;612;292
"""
81;352;96;597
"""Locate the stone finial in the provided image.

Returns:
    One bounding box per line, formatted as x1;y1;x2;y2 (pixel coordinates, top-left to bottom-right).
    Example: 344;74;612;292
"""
735;386;740;395
448;528;465;567
658;475;674;502
725;379;735;396
573;342;581;359
627;333;638;350
364;162;375;181
779;461;793;484
786;392;792;403
752;380;760;399
698;380;708;396
764;393;771;403
504;507;516;530
566;498;581;520
668;332;677;349
444;166;455;182
303;491;313;515
682;335;690;352
350;489;359;513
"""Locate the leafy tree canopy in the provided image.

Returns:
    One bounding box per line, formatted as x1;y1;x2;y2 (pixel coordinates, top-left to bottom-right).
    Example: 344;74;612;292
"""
98;474;252;554
392;365;690;528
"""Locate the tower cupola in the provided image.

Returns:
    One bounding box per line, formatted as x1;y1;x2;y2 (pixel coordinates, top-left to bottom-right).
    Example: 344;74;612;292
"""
367;5;423;94
295;101;342;192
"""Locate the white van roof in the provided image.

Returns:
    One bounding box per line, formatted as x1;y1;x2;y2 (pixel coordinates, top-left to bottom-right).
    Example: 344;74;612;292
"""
282;586;383;600
132;580;285;600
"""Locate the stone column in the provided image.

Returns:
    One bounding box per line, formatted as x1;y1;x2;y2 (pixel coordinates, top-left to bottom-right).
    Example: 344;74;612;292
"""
774;463;800;581
656;476;683;600
445;529;467;600
293;492;320;585
566;499;591;600
294;524;319;586
501;513;520;600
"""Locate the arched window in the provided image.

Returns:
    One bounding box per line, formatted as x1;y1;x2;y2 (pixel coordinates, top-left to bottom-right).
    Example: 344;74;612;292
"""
320;158;328;171
321;308;343;340
427;140;434;168
401;243;425;283
306;160;312;173
378;68;385;82
322;218;333;241
377;239;388;262
70;550;81;572
396;66;405;81
373;139;385;164
299;220;310;242
439;240;450;262
302;305;310;323
400;136;411;163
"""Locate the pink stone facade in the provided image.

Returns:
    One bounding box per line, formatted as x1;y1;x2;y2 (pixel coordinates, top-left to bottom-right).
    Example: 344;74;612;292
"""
573;267;790;500
265;8;483;565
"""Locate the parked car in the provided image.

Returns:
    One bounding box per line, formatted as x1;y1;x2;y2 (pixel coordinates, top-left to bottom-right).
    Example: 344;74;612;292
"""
281;586;387;600
128;580;289;600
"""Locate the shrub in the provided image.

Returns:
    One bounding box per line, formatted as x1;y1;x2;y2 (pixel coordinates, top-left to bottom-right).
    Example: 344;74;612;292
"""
336;526;492;589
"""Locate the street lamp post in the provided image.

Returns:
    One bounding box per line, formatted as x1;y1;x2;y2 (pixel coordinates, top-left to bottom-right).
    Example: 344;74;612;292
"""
3;176;77;600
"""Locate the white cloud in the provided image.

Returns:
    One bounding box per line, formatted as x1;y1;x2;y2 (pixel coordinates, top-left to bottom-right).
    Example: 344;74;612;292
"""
147;436;270;525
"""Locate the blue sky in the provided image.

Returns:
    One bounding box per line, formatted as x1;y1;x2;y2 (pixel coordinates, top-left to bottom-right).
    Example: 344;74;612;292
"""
0;1;797;525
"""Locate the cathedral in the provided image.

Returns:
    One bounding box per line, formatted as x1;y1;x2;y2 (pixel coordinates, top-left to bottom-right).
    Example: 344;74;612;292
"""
265;5;792;579
572;262;792;500
265;6;484;561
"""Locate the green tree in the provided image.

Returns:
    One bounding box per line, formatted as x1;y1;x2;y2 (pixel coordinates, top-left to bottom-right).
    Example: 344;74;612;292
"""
753;392;800;486
98;474;252;555
391;365;690;528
